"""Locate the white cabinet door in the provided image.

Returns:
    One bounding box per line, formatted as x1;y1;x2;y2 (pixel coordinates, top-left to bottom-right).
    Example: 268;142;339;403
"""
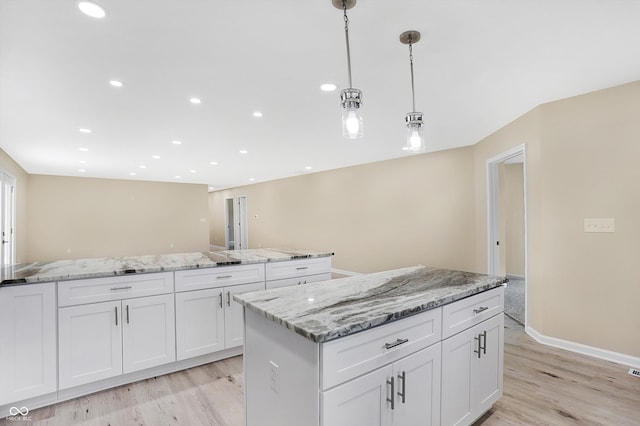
322;365;393;426
122;294;175;373
441;314;504;426
0;283;57;404
175;288;225;360
392;343;441;426
224;282;264;348
59;300;122;389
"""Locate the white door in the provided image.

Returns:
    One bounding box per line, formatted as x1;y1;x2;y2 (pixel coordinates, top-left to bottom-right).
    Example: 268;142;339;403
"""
58;301;123;389
0;283;57;404
441;326;475;426
474;314;504;415
321;365;393;426
224;282;264;348
0;172;16;266
234;195;248;250
175;288;225;360
122;294;175;373
393;343;441;426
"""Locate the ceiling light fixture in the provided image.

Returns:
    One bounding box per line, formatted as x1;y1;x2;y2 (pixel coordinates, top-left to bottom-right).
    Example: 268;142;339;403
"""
152;155;160;159
79;147;89;152
77;1;106;18
239;150;248;154
190;98;201;104
252;111;263;118
332;0;363;139
209;161;218;165
400;30;425;153
79;128;91;133
109;80;123;87
172;140;182;145
320;83;337;92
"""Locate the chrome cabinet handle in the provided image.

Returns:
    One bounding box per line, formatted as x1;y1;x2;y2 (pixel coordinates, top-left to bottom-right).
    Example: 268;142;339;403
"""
386;376;395;410
217;275;232;279
115;306;118;326
480;330;487;355
385;338;409;350
474;331;487;358
397;371;406;404
219;292;223;308
126;305;130;324
226;291;231;307
473;306;489;314
474;334;482;358
110;286;132;291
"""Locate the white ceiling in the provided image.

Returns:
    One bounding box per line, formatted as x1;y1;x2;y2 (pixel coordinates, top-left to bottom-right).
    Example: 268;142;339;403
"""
1;0;639;190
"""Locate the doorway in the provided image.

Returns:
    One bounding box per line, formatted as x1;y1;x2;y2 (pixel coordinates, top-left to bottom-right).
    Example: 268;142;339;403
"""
224;196;248;250
1;171;16;266
487;145;527;325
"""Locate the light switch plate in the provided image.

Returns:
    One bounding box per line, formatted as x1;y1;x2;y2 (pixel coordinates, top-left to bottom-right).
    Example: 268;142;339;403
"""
584;218;615;233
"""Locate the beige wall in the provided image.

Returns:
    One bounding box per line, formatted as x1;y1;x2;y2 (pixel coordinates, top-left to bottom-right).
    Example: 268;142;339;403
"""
474;80;640;357
210;147;477;274
0;148;29;263
27;175;210;262
502;163;525;276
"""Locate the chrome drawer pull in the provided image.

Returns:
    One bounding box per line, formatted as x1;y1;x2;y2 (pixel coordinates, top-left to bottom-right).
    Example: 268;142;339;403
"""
386;376;395;410
296;266;309;270
397;371;406;404
384;338;409;350
473;306;489;314
217;275;233;279
110;286;132;291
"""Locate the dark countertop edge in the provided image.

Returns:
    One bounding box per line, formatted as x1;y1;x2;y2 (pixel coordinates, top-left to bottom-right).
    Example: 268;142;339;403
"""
0;250;334;286
240;280;506;344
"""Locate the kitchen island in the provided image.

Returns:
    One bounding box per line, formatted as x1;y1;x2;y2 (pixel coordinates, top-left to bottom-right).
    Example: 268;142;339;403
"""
0;248;332;417
234;265;507;426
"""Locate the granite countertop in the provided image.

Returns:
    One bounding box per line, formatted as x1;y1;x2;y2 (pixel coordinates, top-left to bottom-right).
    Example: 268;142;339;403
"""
0;248;332;286
234;265;507;343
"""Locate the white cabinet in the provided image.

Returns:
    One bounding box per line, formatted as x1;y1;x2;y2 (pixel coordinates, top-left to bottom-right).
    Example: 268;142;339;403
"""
265;257;331;289
175;265;265;361
58;273;175;390
321;344;441;426
0;283;57;405
441;313;504;426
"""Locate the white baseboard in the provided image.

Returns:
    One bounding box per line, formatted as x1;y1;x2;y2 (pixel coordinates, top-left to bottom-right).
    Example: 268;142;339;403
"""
331;268;362;277
526;326;640;369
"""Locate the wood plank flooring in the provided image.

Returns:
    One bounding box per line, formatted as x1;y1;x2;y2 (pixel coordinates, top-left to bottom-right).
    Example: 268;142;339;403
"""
3;316;639;426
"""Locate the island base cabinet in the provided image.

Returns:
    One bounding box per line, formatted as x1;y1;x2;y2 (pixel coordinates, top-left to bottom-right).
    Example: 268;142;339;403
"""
441;313;504;426
0;283;57;405
321;343;441;426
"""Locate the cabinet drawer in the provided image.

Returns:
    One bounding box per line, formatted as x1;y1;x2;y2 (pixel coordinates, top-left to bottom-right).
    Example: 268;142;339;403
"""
441;286;504;339
58;272;174;307
175;263;265;292
265;257;331;281
266;272;332;289
320;307;441;390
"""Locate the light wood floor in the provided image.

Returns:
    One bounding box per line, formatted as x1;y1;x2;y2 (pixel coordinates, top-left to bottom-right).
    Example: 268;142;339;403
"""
4;317;639;426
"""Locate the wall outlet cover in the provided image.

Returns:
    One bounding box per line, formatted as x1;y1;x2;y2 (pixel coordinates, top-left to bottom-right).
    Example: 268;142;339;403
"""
629;368;640;378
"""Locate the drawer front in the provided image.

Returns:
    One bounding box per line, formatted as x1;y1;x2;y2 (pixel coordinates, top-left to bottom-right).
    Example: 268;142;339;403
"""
58;272;174;307
442;286;504;339
266;272;332;289
320;307;441;390
265;257;331;281
174;263;265;292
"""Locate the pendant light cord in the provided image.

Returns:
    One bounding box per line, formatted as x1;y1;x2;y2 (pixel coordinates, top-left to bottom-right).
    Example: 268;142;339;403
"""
343;0;353;88
409;36;416;112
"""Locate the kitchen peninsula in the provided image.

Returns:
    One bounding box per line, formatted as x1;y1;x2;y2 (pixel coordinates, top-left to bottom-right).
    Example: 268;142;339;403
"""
235;266;507;426
0;248;332;417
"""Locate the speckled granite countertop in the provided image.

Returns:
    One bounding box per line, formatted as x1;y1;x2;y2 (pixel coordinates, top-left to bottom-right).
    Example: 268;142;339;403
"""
0;248;332;286
234;265;507;343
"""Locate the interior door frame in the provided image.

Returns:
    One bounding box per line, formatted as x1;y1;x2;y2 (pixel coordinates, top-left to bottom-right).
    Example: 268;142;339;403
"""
0;170;16;266
235;195;248;250
224;197;234;249
486;144;528;323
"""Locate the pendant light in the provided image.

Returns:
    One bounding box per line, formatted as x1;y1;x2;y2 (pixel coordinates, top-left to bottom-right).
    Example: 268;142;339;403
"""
332;0;363;139
400;30;425;153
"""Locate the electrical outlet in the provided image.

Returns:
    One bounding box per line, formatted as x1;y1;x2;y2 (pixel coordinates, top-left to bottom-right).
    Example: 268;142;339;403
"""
629;368;640;378
584;218;615;233
270;360;280;393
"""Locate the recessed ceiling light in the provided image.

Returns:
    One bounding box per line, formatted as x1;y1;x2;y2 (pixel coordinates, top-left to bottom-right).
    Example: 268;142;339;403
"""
190;170;196;173
402;146;409;151
79;160;86;164
175;176;181;179
172;140;182;145
208;186;215;191
305;166;312;170
129;172;136;176
151;155;160;159
109;80;123;87
77;1;106;18
253;111;263;118
79;147;89;152
321;83;337;92
78;169;86;173
190;98;201;104
249;178;255;182
79;128;91;133
139;165;147;169
239;150;248;154
209;161;218;166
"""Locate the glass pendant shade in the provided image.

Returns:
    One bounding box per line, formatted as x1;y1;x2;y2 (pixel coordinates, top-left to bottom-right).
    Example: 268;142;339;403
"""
405;112;425;152
341;88;363;139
